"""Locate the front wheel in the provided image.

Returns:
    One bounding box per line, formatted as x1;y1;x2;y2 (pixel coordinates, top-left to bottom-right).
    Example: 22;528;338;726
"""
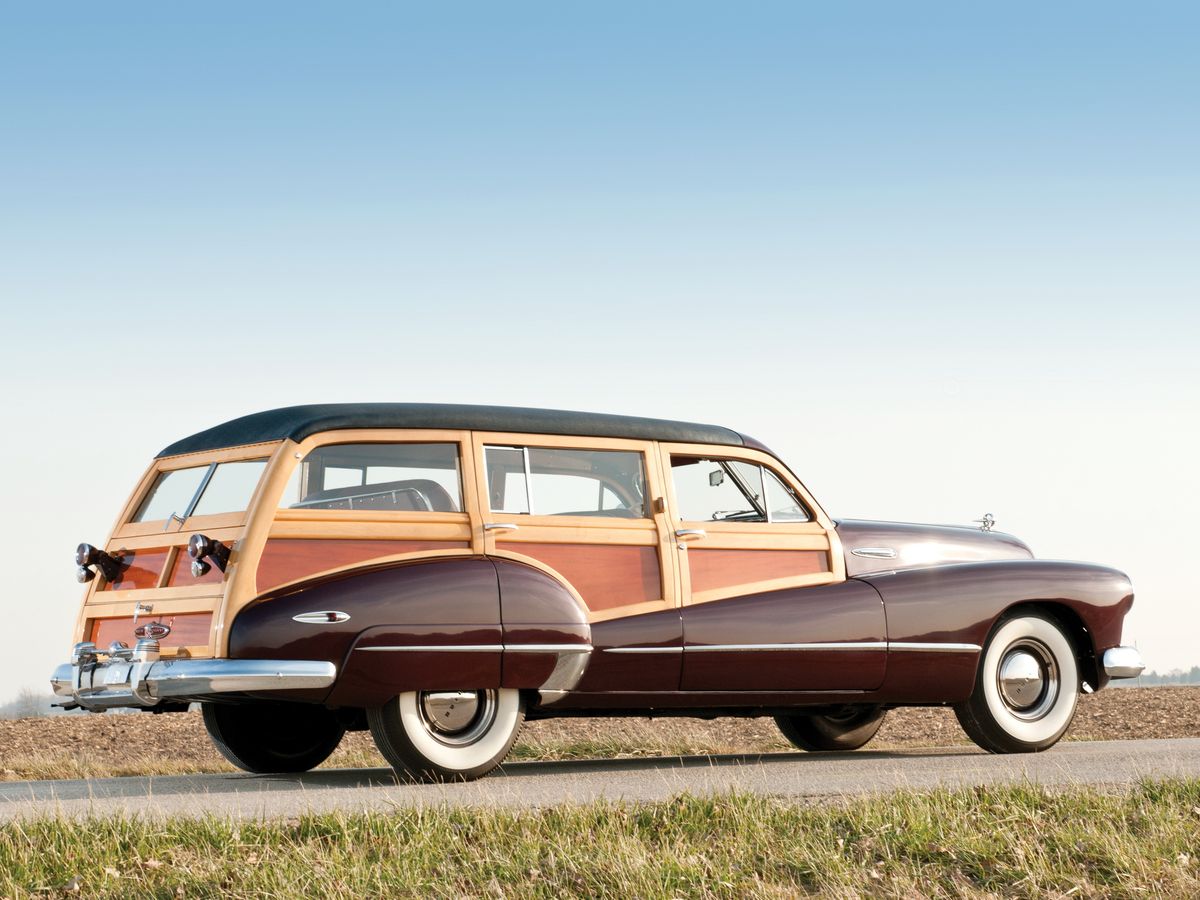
368;688;525;782
202;701;346;773
775;705;886;751
955;613;1080;753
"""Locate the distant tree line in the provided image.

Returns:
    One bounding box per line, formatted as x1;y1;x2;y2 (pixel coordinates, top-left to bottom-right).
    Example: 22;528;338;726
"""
0;689;69;718
1112;666;1200;687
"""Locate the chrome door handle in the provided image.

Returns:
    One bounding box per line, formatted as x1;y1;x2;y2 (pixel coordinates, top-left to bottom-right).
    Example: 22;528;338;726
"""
674;529;706;542
485;523;520;533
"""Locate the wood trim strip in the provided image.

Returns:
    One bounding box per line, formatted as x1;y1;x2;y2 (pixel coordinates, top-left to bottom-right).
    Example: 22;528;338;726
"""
102;549;170;592
689;570;839;606
267;520;472;542
166;548;225;587
687;547;828;596
587;598;675;623
89;612;213;649
256;538;471;593
274;509;469;525
497;541;661;614
83;596;220;615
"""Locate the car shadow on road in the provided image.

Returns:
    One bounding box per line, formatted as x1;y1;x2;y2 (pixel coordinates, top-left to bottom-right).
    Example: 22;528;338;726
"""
494;747;980;779
250;746;980;791
0;746;983;803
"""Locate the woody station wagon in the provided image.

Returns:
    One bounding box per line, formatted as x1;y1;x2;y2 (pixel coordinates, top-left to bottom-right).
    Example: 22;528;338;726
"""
53;404;1144;781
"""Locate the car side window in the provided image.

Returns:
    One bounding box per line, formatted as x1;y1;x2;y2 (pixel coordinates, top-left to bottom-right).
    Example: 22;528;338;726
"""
484;446;647;518
282;443;463;512
670;456;810;523
764;467;810;522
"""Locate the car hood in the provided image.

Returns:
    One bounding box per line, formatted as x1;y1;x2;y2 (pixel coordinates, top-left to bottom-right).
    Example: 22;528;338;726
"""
835;518;1034;577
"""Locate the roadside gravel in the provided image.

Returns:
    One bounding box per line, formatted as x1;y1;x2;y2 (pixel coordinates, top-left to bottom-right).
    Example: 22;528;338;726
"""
1;685;1194;779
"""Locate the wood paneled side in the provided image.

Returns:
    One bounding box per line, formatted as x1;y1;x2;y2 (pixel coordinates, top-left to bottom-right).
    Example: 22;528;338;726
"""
501;541;660;613
90;612;212;648
256;539;470;592
687;548;828;596
103;549;169;591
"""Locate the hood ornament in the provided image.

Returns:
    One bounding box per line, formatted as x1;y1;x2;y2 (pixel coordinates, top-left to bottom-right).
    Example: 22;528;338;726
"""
975;513;996;533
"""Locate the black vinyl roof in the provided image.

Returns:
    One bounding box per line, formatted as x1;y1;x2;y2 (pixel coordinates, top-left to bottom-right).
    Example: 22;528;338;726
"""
158;403;750;457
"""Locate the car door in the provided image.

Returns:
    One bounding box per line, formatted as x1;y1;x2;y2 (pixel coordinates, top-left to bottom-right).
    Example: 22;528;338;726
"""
660;443;886;691
473;433;683;692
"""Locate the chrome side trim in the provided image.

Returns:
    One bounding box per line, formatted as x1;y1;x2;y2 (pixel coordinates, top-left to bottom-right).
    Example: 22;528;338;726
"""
292;610;351;624
358;644;501;653
687;642;889;652
850;547;897;559
888;642;981;652
507;644;591;653
603;646;685;654
607;641;982;653
356;643;592;653
356;643;593;703
1103;645;1145;678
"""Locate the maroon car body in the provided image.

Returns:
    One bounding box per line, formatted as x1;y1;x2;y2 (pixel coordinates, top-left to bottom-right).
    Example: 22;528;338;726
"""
53;404;1143;781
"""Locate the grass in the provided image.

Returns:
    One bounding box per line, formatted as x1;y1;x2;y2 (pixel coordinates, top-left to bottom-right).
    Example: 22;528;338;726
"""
2;780;1199;897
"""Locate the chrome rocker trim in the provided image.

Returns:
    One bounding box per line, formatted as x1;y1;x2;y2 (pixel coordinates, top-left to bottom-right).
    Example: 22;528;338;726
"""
1102;646;1145;679
51;651;337;711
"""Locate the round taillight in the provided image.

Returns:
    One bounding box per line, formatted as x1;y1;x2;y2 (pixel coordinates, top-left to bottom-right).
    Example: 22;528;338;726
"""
187;533;212;560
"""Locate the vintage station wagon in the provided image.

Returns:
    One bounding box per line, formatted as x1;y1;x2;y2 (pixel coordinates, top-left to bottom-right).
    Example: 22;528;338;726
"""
53;404;1144;781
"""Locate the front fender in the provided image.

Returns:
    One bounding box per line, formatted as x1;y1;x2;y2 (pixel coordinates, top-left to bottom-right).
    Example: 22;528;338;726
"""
861;559;1134;701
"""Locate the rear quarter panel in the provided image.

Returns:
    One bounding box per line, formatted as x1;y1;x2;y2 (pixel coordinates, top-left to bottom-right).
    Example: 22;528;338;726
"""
227;556;592;706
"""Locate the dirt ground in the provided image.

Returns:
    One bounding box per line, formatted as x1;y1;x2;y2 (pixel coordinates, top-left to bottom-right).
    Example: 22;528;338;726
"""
0;686;1195;778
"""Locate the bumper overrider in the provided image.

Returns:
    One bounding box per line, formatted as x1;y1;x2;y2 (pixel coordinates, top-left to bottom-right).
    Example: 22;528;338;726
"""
1102;646;1145;679
51;642;336;711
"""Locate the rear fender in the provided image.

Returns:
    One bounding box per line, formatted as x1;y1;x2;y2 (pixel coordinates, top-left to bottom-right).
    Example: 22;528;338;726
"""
227;555;591;707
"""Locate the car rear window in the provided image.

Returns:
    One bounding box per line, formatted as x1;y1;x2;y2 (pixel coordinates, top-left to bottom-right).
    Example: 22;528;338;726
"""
133;460;268;523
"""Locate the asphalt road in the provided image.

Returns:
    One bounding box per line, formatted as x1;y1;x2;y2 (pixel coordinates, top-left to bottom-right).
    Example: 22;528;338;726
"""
1;739;1196;821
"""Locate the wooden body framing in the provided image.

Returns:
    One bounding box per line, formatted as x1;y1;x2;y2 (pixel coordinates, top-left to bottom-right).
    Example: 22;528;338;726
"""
76;427;846;657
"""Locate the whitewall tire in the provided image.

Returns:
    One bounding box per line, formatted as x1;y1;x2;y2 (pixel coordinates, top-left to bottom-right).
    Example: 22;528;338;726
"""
368;688;525;782
955;613;1079;753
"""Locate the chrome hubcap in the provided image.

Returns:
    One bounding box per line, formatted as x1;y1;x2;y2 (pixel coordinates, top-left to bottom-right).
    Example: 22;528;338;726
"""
997;640;1059;721
417;690;496;745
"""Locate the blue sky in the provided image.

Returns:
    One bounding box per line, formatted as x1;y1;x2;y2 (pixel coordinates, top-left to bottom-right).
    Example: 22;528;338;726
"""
1;3;1197;697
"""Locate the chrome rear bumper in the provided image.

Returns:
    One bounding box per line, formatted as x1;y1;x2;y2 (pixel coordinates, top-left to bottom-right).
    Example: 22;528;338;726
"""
51;645;336;711
1103;646;1145;679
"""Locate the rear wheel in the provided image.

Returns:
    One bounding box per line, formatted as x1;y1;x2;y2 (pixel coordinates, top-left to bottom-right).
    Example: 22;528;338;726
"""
775;705;886;751
954;613;1079;753
202;701;346;773
368;688;524;783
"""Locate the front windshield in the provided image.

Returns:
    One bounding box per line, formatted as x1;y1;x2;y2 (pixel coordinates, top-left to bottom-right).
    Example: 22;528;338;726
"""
133;459;267;523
